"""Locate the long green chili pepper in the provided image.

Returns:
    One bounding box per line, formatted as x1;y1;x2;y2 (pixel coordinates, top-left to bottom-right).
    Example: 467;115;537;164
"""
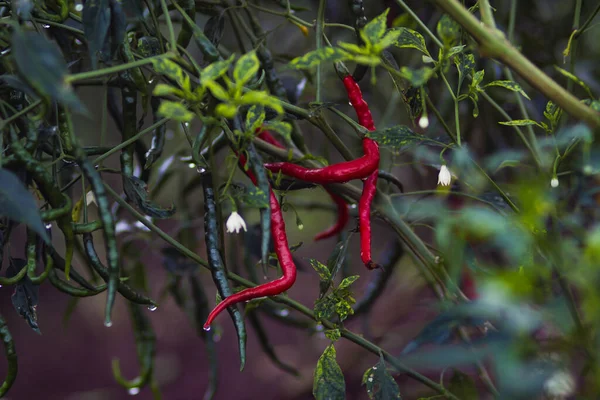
82;233;157;307
121;34;148;93
0;260;27;285
0;313;17;397
9;129;75;280
144;97;166;169
112;302;156;391
40;193;72;221
247;310;300;376
57;107;73;153
25;229;53;284
72;220;104;233
246;144;271;270
48;268;107;297
191;124;209;167
171;1;220;63
175;0;195;49
189;275;218;400
121;77;137;178
75;153;120;327
32;0;69;22
201;170;247;371
351;241;404;317
48;245;104;291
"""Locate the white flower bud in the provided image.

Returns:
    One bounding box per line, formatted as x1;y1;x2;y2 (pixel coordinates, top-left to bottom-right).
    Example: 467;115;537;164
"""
550;178;559;188
418;115;429;129
438;165;452;186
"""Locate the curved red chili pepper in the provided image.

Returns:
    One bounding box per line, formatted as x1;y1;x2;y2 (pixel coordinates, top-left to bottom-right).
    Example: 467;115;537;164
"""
359;169;378;269
258;130;350;241
342;75;376;131
203;152;297;330
263;138;380;184
314;189;349;241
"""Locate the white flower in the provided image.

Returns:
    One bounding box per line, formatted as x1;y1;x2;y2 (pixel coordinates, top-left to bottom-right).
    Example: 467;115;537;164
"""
226;211;247;234
418;115;429;129
438;165;452;186
544;370;575;398
86;191;97;206
550;178;559;188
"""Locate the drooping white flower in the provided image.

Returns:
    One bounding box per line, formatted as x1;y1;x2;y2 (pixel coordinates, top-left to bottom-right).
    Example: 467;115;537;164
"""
550;178;559;188
438;165;452;186
418;115;429;129
226;211;247;234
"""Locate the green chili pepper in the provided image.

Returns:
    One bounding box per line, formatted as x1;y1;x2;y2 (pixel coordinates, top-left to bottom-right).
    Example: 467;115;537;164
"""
112;302;156;391
48;268;107;297
122;34;148;93
0;313;17;397
33;0;69;22
191;124;209;167
58;107;73;153
9;128;75;280
247;310;300;376
171;1;219;62
75;153;121;327
175;0;195;49
40;193;72;222
201;170;247;371
246;144;271;271
189;274;218;400
72;220;104;233
0;260;27;285
25;229;53;284
82;233;157;307
121;77;137;178
144;97;166;169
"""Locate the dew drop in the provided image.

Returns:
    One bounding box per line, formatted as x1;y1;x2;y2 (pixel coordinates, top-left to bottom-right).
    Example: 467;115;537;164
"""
147;305;158;312
104;321;113;328
42;24;51;29
75;39;83;46
0;285;3;288
367;377;373;382
128;387;140;396
372;366;377;370
203;326;211;332
197;167;206;174
188;163;196;169
350;203;357;209
75;4;83;11
278;309;290;317
348;102;352;106
297;224;304;230
45;223;53;229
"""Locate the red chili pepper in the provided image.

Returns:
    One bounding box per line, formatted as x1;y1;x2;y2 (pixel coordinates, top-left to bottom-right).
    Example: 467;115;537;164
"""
258;130;349;241
203;152;297;330
263;138;379;183
342;75;376;131
359;169;378;269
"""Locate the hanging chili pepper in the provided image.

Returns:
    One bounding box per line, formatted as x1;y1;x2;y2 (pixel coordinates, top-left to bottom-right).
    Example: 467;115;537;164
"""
203;149;297;330
0;313;17;397
201;170;247;370
263;137;379;183
258;131;349;241
25;229;53;284
48;268;107;297
359;170;378;269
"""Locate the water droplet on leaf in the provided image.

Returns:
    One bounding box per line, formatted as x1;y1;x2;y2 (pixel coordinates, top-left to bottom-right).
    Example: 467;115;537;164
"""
104;321;113;328
128;387;140;396
147;305;158;312
203;326;211;332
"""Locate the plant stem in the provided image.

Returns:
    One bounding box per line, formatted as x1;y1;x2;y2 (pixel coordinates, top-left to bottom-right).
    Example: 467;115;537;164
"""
315;0;326;103
67;54;171;82
160;0;178;53
430;0;600;128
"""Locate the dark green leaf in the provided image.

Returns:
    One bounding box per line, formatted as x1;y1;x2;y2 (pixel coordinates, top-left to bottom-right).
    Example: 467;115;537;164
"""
392;28;428;55
123;175;176;218
240;187;269;209
362;354;401;400
454;53;475;91
325;329;341;341
0;169;50;243
437;14;461;46
484;80;530;100
289;47;351;70
310;259;331;282
204;13;225;47
12;31;86;113
8;258;41;334
82;0;111;69
447;370;478;400
313;344;346;400
366;125;439;151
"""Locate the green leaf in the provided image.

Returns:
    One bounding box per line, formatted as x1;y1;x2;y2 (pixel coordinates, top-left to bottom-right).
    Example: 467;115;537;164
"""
239;91;283;114
205;81;230;101
0;169;50;243
289;47;351;70
498;119;543;128
375;29;403;52
392;27;428;55
246;105;265;134
437;14;461;46
325;329;341;341
543;100;562;131
454;53;475;91
338;275;359;290
447;370;478;400
215;103;238;118
399;66;433;87
240;186;269;209
554;66;594;98
484;80;530;100
360;8;390;46
157;101;194;122
362;354;402;400
151;58;191;92
338;41;369;55
234;51;260;87
366;125;438;151
122;175;176;218
200;57;234;84
310;259;331;281
152;83;184;98
82;0;110;69
12;31;86;114
262;121;292;144
313;345;346;400
470;69;485;89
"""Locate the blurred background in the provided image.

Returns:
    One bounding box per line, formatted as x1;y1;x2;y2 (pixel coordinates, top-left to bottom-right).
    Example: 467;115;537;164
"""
1;0;599;399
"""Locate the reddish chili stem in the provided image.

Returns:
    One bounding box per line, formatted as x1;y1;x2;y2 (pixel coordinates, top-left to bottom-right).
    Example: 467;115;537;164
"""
359;169;378;269
203;152;297;330
263;138;379;184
